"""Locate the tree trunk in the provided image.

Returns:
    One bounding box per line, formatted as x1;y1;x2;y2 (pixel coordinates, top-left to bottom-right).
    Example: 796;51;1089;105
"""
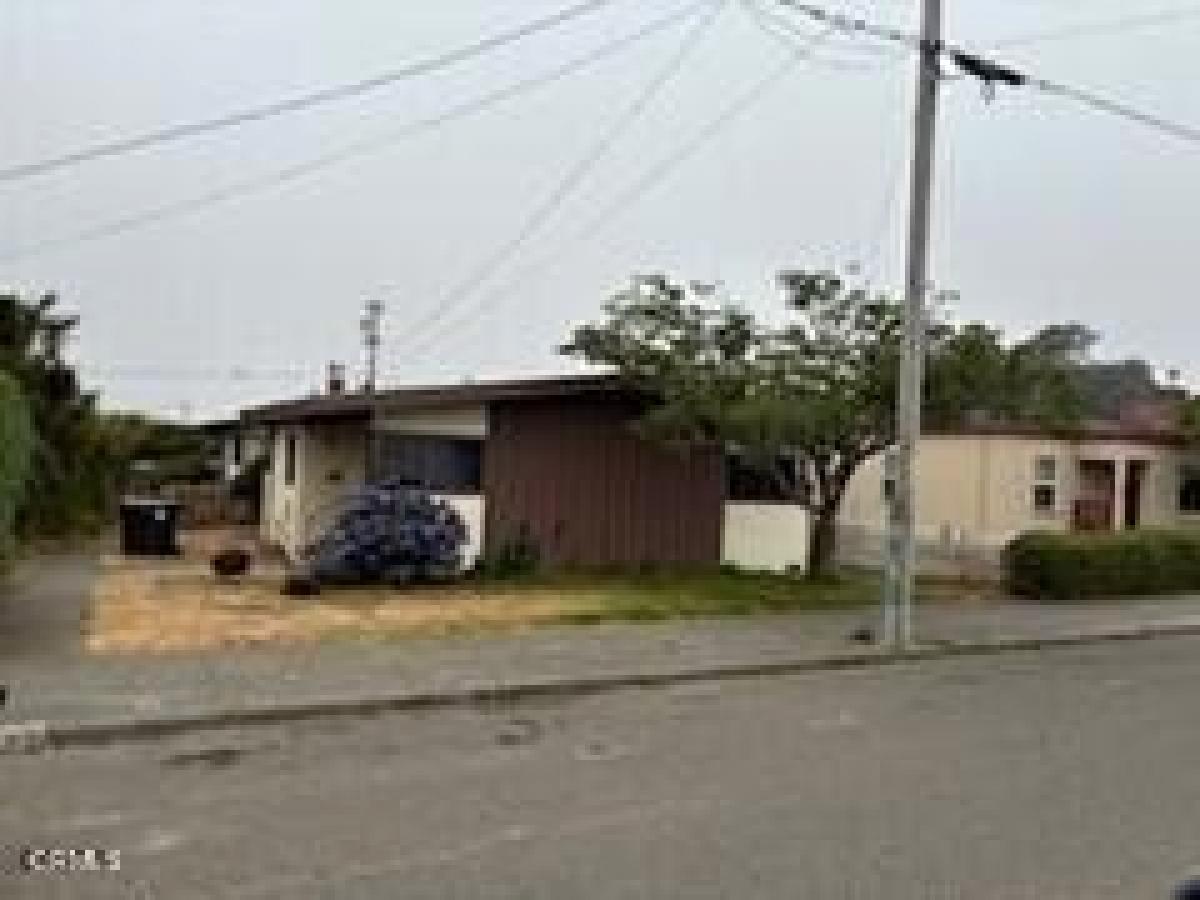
807;506;839;581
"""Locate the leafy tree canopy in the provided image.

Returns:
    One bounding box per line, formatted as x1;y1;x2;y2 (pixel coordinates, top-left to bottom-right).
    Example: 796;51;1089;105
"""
0;371;33;562
563;271;1099;576
0;291;210;536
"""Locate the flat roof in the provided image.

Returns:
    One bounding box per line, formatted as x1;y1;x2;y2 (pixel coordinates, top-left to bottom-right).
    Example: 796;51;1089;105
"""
241;373;622;425
240;372;1187;446
926;420;1184;446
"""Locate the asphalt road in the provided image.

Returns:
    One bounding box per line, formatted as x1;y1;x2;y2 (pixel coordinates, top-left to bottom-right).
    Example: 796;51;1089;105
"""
5;637;1200;899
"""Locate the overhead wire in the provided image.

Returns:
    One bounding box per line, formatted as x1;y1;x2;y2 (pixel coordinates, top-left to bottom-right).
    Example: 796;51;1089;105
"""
384;0;726;362
851;133;908;282
79;365;316;383
990;5;1200;49
767;0;1200;277
777;0;1200;148
0;0;627;185
396;24;837;362
1028;77;1200;145
740;0;907;278
0;0;708;265
738;0;898;69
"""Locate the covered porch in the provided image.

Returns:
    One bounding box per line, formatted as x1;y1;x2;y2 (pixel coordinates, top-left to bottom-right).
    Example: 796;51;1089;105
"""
1070;441;1197;533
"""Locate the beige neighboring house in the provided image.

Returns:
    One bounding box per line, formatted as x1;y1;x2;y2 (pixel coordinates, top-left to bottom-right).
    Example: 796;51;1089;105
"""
838;415;1200;577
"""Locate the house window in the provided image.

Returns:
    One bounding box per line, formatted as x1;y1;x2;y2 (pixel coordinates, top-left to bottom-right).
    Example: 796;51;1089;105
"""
1033;455;1057;515
1033;485;1057;514
1180;466;1200;513
1035;456;1057;482
283;432;297;486
370;435;482;492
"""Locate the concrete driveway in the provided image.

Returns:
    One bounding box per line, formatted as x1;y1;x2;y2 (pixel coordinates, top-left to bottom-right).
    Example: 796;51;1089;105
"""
0;553;101;660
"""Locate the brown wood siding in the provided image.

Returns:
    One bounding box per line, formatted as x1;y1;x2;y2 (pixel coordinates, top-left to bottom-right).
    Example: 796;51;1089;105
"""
484;393;723;568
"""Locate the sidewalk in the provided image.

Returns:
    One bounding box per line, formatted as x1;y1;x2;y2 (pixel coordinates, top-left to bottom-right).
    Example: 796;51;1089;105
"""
6;595;1200;751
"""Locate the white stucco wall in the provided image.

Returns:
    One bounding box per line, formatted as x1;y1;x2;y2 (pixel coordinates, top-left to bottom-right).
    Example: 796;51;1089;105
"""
261;428;288;547
721;502;809;573
260;414;487;566
432;493;485;568
261;421;368;559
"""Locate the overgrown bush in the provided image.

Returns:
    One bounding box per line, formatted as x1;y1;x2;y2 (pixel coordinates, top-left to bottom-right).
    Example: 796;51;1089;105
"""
473;523;541;580
0;372;33;566
1005;529;1200;601
303;481;467;587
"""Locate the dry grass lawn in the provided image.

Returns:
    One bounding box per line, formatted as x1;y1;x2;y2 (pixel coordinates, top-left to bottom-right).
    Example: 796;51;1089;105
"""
86;556;615;655
84;530;877;656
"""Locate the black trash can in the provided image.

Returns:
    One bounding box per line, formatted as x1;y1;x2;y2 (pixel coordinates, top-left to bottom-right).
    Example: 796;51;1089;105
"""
119;498;183;556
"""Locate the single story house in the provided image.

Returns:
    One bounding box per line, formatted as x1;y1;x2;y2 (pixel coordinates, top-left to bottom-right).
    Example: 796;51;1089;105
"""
838;414;1200;576
243;374;1200;578
242;374;810;572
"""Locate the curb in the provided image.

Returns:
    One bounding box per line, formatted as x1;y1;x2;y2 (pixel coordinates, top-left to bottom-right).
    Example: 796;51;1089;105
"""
8;622;1200;755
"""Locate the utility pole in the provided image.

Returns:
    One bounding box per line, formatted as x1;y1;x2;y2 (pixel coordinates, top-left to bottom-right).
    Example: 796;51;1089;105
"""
360;298;385;393
883;0;942;650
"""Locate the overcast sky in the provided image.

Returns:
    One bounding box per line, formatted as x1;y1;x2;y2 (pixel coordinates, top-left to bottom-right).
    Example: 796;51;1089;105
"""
3;0;1198;420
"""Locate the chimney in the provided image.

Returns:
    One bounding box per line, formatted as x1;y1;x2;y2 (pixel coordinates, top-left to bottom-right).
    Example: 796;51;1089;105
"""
326;361;346;395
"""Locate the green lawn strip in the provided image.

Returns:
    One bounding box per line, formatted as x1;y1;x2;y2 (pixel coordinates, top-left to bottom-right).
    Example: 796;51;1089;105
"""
472;568;879;625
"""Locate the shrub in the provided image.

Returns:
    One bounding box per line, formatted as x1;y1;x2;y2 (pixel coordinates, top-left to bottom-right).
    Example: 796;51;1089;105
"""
473;523;541;580
0;373;33;567
1005;529;1200;601
302;481;467;587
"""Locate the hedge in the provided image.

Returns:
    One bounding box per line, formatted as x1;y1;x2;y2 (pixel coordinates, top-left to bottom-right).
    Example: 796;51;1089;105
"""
1005;529;1200;601
0;371;33;566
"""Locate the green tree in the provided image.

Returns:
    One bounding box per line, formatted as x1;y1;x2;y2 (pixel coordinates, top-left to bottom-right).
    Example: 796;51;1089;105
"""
0;291;218;536
1180;394;1200;443
91;412;211;486
0;371;33;564
563;271;1091;577
1075;358;1161;421
0;291;104;535
924;321;1098;429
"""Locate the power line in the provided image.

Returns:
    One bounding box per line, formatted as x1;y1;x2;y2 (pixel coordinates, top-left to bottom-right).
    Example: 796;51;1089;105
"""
399;26;835;361
80;365;318;383
0;1;706;265
387;0;724;362
0;0;625;185
737;0;889;72
739;0;899;69
991;5;1200;49
778;0;1200;148
852;123;908;280
778;2;920;51
770;2;1200;53
1029;77;1200;145
740;0;908;278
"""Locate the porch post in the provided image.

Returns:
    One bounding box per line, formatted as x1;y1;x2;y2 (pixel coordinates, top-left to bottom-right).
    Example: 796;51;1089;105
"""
1112;457;1128;530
